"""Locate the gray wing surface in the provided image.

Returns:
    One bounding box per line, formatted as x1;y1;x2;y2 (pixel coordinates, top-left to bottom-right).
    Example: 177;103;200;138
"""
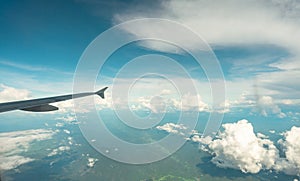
0;87;108;113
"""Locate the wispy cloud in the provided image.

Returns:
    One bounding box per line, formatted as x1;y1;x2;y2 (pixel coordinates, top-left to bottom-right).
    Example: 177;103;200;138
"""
0;60;50;72
0;60;72;75
0;70;73;95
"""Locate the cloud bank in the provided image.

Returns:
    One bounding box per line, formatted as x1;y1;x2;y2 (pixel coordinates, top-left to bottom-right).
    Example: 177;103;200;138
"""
157;120;300;176
208;120;278;174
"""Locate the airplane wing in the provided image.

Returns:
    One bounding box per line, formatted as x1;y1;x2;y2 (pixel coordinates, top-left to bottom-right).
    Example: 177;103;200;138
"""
0;87;108;113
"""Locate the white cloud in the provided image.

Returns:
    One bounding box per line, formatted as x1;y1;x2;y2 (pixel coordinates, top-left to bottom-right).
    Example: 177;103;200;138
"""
55;122;64;127
0;84;98;115
156;119;300;176
0;60;60;72
55;114;77;123
132;96;166;113
0;129;55;170
0;81;293;118
129;93;210;113
160;89;172;95
112;0;300;110
0;129;54;154
0;84;31;103
257;95;286;118
177;93;210;112
47;146;70;157
280;99;295;105
191;134;212;145
0;155;34;171
208;120;278;173
0;69;73;96
111;76;211;113
156;123;187;135
63;129;71;134
53;96;108;114
51;100;75;113
87;157;98;168
193;120;300;176
276;126;300;176
115;0;300;54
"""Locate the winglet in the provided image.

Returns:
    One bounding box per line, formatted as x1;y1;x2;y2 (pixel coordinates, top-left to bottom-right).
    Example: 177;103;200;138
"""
95;87;108;99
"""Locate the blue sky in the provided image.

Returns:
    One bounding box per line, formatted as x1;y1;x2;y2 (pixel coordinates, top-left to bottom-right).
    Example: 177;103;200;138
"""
0;0;299;140
0;0;299;137
1;0;300;179
0;0;299;118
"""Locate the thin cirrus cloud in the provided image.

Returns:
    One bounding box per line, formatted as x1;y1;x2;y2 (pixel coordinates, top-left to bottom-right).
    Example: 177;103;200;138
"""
0;60;73;75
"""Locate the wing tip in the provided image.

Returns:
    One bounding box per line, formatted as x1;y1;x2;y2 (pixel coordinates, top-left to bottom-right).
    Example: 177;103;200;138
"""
95;87;108;99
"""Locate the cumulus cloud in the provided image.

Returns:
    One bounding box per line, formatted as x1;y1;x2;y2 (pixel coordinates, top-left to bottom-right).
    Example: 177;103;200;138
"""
177;93;210;112
208;120;278;173
257;95;286;118
191;135;212;145
276;126;300;176
132;94;209;113
131;96;167;113
47;146;71;157
157;119;300;176
0;129;55;170
87;157;98;168
0;84;31;103
156;123;187;135
224;90;289;118
198;120;300;176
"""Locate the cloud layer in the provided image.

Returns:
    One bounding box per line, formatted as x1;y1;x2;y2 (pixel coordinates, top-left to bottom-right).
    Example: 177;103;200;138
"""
115;0;300;53
0;129;55;170
113;0;300;110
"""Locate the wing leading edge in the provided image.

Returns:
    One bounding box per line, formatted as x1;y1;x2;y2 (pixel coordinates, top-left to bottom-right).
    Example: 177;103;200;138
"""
0;87;108;113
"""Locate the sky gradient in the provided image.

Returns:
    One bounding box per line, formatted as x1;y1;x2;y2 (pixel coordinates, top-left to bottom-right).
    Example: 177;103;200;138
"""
1;0;300;180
